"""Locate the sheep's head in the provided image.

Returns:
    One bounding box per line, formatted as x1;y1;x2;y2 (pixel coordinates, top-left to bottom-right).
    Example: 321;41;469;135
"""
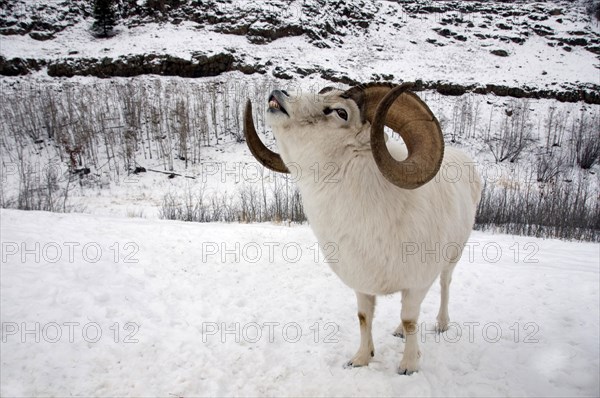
244;82;445;189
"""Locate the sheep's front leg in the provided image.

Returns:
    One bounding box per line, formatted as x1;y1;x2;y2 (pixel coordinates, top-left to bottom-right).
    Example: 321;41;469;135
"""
398;287;429;375
345;292;375;367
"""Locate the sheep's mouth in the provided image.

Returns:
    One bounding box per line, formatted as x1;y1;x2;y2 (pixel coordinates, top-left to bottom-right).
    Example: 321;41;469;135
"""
268;95;289;116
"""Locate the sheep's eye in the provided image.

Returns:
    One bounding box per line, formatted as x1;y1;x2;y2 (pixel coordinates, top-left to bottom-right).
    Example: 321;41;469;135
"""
335;109;348;121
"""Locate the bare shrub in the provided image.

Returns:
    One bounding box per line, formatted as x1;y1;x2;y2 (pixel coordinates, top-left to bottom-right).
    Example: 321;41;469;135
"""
535;150;565;183
544;105;570;150
159;176;306;224
485;99;535;163
476;172;599;242
9;159;82;213
449;94;480;142
570;108;600;170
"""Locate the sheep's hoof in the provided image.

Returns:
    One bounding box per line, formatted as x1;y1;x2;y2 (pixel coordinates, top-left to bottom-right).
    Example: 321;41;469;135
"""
344;361;365;369
393;324;405;338
344;358;369;368
436;317;450;333
398;368;418;376
344;351;372;368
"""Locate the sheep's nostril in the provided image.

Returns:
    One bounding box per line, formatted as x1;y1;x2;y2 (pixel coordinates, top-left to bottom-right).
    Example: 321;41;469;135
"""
281;90;289;97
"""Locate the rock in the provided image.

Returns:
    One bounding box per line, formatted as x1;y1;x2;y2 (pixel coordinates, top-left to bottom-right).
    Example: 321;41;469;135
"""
491;49;509;57
371;73;394;82
29;31;55;41
436;83;470;96
560;37;587;46
435;28;456;38
528;14;549;21
248;22;304;44
532;25;554;36
586;46;600;55
295;67;318;77
320;69;359;86
272;66;293;80
235;62;266;75
0;57;43;76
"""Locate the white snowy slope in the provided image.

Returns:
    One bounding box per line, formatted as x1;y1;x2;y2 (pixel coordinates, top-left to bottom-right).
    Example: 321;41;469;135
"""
1;209;599;397
1;1;599;89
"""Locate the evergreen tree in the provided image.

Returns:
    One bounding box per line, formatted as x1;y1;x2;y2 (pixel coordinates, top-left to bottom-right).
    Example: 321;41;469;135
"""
93;0;118;38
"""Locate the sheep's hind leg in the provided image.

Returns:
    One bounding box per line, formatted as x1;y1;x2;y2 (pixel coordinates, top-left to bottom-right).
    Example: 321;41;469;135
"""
398;287;429;375
436;263;457;333
394;270;452;338
345;292;375;368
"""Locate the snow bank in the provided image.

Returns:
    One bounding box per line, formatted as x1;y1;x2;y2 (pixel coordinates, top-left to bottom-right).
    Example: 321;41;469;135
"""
1;209;598;396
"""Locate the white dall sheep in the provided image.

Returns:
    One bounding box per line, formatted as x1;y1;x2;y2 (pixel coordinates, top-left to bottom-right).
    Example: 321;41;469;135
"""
244;82;482;374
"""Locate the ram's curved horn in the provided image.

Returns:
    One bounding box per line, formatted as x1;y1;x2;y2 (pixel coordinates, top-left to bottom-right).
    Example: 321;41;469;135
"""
243;100;289;174
342;82;444;189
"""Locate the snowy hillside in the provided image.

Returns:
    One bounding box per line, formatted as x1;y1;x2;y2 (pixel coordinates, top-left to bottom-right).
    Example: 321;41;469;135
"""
1;0;599;101
1;209;599;396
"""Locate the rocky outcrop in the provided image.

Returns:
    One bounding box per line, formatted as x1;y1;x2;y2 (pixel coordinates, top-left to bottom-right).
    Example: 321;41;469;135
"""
2;53;598;104
0;0;89;36
46;53;241;78
2;0;380;49
0;56;45;76
419;1;599;56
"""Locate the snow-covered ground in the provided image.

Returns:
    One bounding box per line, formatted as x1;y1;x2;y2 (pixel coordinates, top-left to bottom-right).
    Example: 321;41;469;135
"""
1;209;598;396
